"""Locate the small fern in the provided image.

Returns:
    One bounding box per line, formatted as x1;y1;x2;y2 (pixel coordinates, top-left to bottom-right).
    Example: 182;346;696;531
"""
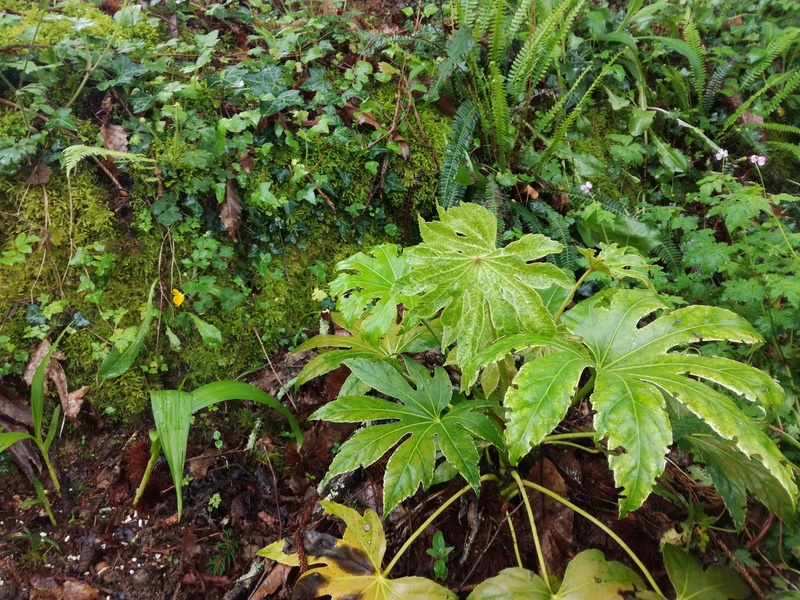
439;101;478;208
722;70;796;133
702;58;737;115
425;27;477;101
488;61;513;168
759;69;800;118
654;238;683;274
62;145;154;172
746;122;800;136
532;52;623;175
740;30;799;88
682;8;707;97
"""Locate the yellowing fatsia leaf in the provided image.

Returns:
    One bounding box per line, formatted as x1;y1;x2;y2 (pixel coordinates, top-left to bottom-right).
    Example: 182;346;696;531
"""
258;500;456;600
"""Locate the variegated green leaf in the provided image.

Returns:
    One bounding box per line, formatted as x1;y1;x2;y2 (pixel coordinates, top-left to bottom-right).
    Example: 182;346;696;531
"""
467;549;646;599
394;203;572;388
556;288;794;515
311;357;504;514
330;244;416;335
293;313;439;386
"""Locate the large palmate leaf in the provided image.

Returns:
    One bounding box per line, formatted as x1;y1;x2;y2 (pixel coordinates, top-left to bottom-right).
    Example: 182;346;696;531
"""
467;549;646;599
677;427;795;527
484;288;795;516
311;357;504;514
661;544;749;600
293;312;440;387
259;501;455;600
394;203;572;388
329;244;416;335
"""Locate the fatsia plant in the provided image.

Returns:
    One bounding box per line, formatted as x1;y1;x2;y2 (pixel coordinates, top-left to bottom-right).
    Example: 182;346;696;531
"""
474;288;796;515
311;357;504;514
393;203;572;389
259;500;456;600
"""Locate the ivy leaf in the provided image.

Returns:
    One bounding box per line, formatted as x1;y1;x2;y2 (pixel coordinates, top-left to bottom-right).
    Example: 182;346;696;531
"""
311;357;504;514
330;244;416;335
467;550;645;599
662;544;749;600
259;501;456;600
395;203;572;388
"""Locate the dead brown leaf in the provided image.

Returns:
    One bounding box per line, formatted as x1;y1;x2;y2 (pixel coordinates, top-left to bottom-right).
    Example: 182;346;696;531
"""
526;458;574;579
101;124;128;153
26;164;52;186
62;580;101;600
220;179;242;241
23;339;89;422
394;135;410;161
0;383;34;426
238;152;254;174
188;449;218;480
524;185;539;200
250;562;292;600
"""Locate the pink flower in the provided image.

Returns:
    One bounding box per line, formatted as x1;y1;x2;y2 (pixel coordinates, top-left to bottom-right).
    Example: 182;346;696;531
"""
749;154;766;167
714;149;728;161
580;181;593;193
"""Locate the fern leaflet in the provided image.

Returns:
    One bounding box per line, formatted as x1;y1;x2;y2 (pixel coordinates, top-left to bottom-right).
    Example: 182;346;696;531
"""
438;101;478;208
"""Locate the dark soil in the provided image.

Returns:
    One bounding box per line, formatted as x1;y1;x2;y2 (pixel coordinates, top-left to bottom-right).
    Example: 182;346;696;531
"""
0;346;742;600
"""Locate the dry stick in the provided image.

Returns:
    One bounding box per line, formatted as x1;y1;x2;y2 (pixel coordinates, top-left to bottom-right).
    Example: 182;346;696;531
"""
252;326;298;412
711;530;766;600
458;501;526;587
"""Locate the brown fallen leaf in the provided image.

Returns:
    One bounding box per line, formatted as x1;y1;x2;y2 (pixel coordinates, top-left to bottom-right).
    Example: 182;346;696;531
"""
23;339;89;423
63;580;101;600
220;179;242;241
526;458;574;579
250;562;292;600
101;123;128;153
188;449;218;480
26;164;52;186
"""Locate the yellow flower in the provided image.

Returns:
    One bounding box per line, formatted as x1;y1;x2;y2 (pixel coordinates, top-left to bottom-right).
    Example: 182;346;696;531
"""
171;289;185;307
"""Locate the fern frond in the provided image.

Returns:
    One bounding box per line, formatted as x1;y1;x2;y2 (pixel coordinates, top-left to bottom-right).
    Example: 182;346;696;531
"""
682;8;706;97
506;0;583;98
439;101;478;208
532;52;623;175
487;0;507;65
454;0;479;29
654;239;682;273
746;122;800;136
489;61;513;167
644;35;707;98
424;27;477;101
702;59;737;115
760;69;800;119
722;70;795;133
740;30;799;88
506;0;535;42
767;141;800;161
513;201;577;270
62;145;154;172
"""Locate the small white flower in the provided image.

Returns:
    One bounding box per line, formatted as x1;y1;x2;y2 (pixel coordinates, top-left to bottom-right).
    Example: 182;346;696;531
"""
749;154;766;166
714;149;728;161
580;181;593;193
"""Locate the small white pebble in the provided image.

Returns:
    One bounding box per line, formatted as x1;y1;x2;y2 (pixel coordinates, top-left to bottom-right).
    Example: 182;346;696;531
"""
155;553;162;559
129;569;134;575
40;532;47;537
84;571;90;576
138;519;143;528
131;558;137;563
64;535;70;542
